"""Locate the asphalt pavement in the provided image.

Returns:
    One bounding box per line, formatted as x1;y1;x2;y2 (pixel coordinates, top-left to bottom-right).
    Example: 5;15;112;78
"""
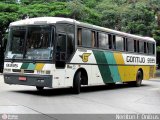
0;74;160;120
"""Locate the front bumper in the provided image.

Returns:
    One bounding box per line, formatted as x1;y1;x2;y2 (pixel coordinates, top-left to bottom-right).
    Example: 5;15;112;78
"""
4;74;53;88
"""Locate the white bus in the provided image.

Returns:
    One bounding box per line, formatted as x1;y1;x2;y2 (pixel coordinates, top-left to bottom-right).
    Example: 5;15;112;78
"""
3;17;156;94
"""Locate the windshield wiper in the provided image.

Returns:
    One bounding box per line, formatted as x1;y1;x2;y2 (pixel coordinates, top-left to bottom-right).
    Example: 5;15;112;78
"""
32;57;36;64
11;55;17;63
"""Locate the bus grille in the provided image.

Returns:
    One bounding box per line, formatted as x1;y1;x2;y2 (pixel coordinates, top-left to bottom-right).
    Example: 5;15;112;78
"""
12;69;34;73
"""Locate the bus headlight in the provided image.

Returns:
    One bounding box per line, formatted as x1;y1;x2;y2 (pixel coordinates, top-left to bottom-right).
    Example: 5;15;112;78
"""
3;69;12;73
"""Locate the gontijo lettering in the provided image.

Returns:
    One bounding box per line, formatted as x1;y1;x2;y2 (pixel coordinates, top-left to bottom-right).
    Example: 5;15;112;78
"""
126;56;145;63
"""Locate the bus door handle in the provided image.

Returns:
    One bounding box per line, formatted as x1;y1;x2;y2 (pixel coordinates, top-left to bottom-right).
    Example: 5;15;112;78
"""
96;75;100;77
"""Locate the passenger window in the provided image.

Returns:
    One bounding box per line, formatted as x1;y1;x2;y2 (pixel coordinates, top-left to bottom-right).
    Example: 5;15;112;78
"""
148;43;155;55
77;28;96;48
116;36;123;51
98;32;109;49
134;40;137;52
127;39;134;52
92;31;96;47
108;34;112;49
144;42;147;53
139;41;144;53
112;35;116;49
77;28;82;46
137;40;139;52
123;38;127;51
82;29;92;47
153;44;155;55
107;34;115;50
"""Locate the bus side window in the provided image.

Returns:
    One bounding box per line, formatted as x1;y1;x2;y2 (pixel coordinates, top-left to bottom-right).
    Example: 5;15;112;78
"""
146;42;149;54
153;43;155;55
127;39;134;52
98;32;109;49
148;43;155;55
81;29;92;47
137;40;139;53
148;43;153;55
123;38;126;51
139;41;144;53
92;31;96;48
116;36;123;51
77;28;82;46
66;25;74;60
112;35;116;49
144;42;147;54
108;34;112;49
134;40;137;52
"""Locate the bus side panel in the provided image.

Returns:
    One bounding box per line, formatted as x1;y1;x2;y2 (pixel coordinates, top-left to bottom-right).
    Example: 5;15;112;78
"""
70;49;156;85
64;65;75;87
91;65;104;85
114;52;156;82
93;50;121;83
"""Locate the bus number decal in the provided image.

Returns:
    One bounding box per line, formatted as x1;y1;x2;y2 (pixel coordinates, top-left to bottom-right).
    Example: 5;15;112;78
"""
6;63;18;68
147;58;155;63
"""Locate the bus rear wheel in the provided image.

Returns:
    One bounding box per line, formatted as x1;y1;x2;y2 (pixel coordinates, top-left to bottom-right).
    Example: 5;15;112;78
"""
128;70;143;87
36;86;44;91
73;71;81;94
135;70;143;87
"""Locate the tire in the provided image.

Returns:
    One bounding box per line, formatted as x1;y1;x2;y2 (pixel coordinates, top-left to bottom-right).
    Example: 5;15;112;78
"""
135;71;143;87
73;71;81;94
36;86;44;91
127;71;143;87
136;71;143;87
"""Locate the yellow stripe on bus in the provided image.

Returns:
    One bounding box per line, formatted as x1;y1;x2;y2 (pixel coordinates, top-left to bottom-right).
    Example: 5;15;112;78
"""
113;53;126;81
35;63;45;70
113;53;124;64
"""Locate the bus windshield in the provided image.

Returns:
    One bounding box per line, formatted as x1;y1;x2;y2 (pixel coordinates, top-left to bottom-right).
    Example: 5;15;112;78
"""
5;25;53;60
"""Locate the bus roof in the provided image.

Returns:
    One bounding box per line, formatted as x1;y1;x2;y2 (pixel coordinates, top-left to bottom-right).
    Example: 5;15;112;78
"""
10;17;155;42
10;17;75;26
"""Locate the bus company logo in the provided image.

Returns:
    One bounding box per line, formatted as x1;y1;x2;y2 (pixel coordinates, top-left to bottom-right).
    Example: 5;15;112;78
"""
79;53;91;62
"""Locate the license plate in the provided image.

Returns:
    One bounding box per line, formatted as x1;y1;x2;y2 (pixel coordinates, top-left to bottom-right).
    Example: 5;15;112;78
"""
19;77;27;81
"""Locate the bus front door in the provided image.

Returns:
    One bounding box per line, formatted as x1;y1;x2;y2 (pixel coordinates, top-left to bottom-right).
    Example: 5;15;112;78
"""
55;33;67;68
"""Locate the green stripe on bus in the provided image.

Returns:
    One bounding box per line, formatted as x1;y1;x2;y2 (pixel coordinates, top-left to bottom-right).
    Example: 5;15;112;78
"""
104;52;121;82
93;50;113;83
20;63;29;69
27;63;36;70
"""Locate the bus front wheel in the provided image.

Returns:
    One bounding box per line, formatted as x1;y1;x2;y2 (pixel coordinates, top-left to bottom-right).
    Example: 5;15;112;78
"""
73;71;81;94
36;86;44;91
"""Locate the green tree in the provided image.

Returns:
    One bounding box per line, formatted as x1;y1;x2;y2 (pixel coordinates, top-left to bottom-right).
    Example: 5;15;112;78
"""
96;0;156;36
67;0;85;19
123;2;156;36
0;3;19;41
